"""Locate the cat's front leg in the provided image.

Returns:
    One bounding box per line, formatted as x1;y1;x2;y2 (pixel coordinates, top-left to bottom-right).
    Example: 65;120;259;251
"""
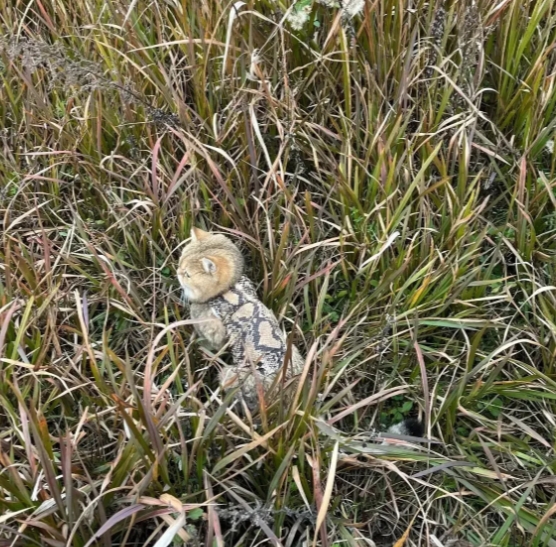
190;302;227;350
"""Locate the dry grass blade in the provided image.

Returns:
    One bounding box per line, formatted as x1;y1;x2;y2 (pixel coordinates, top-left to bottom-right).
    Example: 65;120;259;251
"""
314;441;339;535
1;0;556;545
212;423;285;474
83;505;145;547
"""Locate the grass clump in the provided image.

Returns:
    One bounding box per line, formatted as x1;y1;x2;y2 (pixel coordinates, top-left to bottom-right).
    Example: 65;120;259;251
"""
1;0;556;545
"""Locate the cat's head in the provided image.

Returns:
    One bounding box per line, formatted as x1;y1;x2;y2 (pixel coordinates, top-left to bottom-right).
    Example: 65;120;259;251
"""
177;227;244;303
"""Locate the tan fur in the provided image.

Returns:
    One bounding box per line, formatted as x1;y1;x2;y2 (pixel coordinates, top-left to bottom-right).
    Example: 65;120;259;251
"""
177;228;244;303
178;228;245;348
178;228;303;407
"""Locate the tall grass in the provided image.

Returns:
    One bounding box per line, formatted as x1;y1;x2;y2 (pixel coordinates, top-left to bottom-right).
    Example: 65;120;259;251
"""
1;0;556;545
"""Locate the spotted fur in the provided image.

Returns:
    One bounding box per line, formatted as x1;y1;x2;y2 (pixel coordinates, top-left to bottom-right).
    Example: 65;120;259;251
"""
178;228;303;406
189;277;258;350
209;276;304;406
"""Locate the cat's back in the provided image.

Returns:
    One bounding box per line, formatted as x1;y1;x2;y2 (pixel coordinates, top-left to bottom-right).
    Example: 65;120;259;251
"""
213;279;284;345
211;278;299;376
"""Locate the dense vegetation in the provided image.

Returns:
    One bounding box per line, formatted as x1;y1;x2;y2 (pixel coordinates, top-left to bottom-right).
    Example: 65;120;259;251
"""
1;0;556;545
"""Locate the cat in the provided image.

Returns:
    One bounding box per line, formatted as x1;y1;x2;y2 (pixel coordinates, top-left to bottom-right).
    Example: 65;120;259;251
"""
177;227;425;438
177;227;304;407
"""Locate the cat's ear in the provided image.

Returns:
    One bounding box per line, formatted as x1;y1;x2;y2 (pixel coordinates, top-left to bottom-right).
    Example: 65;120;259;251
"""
191;227;210;242
201;257;217;274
